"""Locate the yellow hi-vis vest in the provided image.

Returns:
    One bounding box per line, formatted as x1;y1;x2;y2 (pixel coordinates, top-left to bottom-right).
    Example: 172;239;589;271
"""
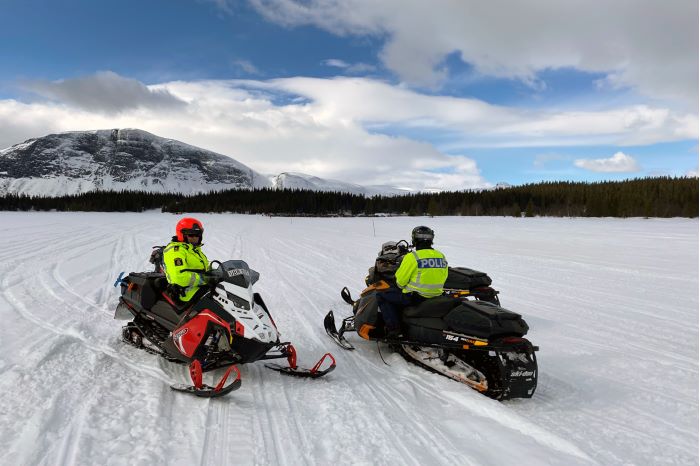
162;241;209;302
395;248;448;298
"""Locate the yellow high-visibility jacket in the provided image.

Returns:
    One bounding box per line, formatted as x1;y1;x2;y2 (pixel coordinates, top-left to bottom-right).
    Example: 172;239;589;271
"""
162;241;209;302
395;248;448;298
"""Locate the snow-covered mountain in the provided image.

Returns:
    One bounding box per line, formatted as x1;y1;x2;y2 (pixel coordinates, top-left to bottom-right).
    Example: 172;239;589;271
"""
271;172;408;197
0;129;408;197
0;129;272;196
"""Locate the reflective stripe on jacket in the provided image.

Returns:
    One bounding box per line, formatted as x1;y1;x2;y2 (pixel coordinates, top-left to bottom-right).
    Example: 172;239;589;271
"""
162;241;209;302
395;248;448;298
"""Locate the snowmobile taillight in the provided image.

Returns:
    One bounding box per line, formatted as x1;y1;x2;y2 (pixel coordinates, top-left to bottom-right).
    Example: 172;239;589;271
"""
501;337;525;344
309;353;336;375
285;344;298;370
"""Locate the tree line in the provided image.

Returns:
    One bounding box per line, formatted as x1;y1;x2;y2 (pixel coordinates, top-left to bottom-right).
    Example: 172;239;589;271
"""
0;176;696;217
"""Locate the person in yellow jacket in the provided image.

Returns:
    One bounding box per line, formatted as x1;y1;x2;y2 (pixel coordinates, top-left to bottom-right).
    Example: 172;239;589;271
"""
163;217;210;302
376;226;448;339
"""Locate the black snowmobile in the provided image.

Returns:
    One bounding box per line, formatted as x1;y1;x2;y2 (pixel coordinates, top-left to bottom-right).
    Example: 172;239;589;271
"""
114;257;335;398
324;240;538;401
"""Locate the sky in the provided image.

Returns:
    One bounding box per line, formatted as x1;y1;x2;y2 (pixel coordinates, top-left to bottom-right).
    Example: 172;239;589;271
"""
0;0;697;191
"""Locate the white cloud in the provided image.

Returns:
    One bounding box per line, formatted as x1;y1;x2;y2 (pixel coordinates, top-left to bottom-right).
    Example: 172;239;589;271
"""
247;0;698;107
1;74;696;189
232;59;261;75
574;152;641;173
23;71;186;113
321;59;376;74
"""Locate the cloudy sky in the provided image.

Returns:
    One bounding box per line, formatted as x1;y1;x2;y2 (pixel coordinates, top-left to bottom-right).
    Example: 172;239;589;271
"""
1;0;697;190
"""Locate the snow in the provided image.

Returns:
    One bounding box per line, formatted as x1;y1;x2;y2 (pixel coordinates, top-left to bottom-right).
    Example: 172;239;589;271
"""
0;213;696;465
271;172;408;196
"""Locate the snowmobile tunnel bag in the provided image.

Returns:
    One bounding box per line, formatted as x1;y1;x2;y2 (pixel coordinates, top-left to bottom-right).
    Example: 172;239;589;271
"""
444;267;492;290
123;272;163;310
444;301;528;339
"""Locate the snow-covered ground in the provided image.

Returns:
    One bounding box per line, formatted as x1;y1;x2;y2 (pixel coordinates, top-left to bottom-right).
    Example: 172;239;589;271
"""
0;212;697;466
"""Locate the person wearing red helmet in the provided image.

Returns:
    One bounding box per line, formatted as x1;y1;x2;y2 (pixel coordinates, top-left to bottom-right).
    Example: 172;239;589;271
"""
162;217;210;302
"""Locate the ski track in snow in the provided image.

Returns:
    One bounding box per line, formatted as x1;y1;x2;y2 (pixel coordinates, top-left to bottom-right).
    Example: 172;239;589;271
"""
0;212;697;466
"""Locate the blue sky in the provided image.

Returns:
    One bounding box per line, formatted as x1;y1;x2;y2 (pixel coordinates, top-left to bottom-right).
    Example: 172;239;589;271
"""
0;0;697;190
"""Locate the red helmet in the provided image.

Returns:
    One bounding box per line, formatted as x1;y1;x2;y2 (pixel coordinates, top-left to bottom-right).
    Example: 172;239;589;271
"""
176;217;204;242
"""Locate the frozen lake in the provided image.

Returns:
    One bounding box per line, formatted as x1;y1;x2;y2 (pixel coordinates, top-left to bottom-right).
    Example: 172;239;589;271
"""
0;212;697;465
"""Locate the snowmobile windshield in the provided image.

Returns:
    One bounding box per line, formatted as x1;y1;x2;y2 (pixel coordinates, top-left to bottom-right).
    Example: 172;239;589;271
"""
219;260;260;288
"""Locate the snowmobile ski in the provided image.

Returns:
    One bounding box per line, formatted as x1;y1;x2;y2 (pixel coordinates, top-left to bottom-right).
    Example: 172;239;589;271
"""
170;361;242;398
340;287;355;305
324;310;355;350
265;352;337;378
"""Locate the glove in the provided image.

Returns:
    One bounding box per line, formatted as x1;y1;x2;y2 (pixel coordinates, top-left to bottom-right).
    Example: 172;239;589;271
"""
202;269;221;284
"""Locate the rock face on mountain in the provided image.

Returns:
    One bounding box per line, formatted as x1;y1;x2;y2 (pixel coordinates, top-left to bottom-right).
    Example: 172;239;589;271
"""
0;129;410;197
0;129;271;196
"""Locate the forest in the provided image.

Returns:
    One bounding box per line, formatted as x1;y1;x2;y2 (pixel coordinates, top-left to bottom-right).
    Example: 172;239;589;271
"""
0;176;696;218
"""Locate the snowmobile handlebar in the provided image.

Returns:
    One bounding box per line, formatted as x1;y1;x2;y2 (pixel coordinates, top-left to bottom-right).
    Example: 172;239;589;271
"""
181;261;260;286
179;267;224;285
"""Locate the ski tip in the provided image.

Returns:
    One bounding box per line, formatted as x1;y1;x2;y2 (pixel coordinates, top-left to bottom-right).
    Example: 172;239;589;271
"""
340;287;355;305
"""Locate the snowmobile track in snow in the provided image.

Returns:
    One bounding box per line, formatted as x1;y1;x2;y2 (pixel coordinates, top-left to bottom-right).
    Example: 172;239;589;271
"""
0;213;696;466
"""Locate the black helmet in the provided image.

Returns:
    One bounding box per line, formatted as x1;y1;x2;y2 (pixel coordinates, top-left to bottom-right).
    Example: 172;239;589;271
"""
411;226;434;246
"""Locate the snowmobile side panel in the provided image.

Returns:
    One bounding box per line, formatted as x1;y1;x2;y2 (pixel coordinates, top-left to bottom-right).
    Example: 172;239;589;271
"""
114;300;133;320
172;310;232;359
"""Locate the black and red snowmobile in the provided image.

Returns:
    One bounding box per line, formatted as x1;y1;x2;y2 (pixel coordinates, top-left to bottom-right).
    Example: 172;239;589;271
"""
114;258;335;398
323;240;538;401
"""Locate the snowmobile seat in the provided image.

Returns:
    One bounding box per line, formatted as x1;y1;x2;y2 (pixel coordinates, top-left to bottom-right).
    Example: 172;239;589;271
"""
398;297;459;343
149;300;184;327
152;276;169;292
403;296;460;319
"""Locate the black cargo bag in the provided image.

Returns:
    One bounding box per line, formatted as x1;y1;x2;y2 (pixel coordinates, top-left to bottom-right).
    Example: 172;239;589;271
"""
122;272;160;310
444;300;528;339
444;267;492;290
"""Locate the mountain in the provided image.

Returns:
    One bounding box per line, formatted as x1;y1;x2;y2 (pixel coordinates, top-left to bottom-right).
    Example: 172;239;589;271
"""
271;172;408;197
0;129;407;197
0;129;271;196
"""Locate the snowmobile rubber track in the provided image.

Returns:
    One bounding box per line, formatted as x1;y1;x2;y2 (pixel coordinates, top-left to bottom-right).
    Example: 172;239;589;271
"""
122;320;184;364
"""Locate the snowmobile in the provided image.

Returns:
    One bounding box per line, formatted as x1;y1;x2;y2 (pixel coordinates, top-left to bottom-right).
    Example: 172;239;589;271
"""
114;259;335;398
323;240;538;401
